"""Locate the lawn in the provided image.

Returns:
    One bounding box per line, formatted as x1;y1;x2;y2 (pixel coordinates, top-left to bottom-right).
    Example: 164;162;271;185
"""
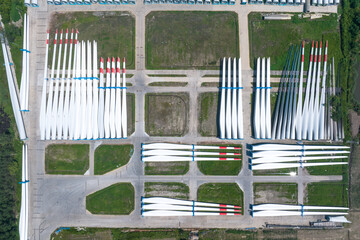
51;228;191;239
127;93;135;136
49;12;135;69
45;144;89;175
146;11;239;69
86;183;134;215
145;93;189;136
305;182;348;207
305;158;349;176
145;162;189;175
144;182;190;200
253;183;298;204
197;183;243;211
198;92;219;137
249;13;342;70
148;82;188;87
94;144;134;175
197;143;242;176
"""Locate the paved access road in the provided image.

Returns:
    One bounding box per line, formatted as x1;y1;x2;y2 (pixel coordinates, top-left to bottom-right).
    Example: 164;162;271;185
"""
25;2;339;239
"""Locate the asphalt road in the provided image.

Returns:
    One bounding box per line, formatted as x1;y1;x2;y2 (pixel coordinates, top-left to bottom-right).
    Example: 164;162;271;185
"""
24;1;340;239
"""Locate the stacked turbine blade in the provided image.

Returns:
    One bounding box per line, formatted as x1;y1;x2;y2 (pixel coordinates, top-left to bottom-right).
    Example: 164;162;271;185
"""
272;41;344;141
19;144;29;240
251;204;348;217
253;57;271;139
248;143;349;170
141;143;241;162
40;29;128;140
20;13;30;112
219;57;243;140
0;32;27;140
142;197;241;216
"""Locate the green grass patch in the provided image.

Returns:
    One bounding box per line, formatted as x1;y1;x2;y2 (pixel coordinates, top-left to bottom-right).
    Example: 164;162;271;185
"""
197;183;243;212
94;144;134;175
146;11;239;69
197;143;242;176
253;168;298;176
198;92;219;137
201;82;219;87
147;74;187;77
144;182;189;200
202;74;220;78
45;144;89;175
145;162;189;175
253;183;298;204
126;74;134;78
86;183;134;215
306;157;349;176
51;228;191;239
49;12;135;69
305;182;348;207
249;13;342;70
127;93;135;136
149;82;188;87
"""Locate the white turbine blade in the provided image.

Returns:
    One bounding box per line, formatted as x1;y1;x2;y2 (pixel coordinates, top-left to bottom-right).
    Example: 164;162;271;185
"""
295;41;305;140
104;58;111;138
74;41;82;139
115;57;122;138
19;14;27;111
307;42;319;140
231;58;238;139
250;143;350;151
253;210;348;217
86;41;93;139
313;41;323;140
92;41;99;139
142;204;241;213
260;57;266;139
253;204;348;211
251;150;349;158
142;143;241;150
142;197;241;209
121;58;127;138
219;58;226;139
98;58;105;139
254;58;260;139
302;41;314;139
237;58;243;139
251;155;347;164
57;29;69;140
68;31;78;139
142;149;241;156
225;57;232;139
40;30;50;140
109;57;116;138
142;156;241;162
80;41;87;139
319;41;328;139
265;57;271;139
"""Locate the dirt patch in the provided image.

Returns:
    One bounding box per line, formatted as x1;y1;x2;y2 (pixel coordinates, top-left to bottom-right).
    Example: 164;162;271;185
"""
198;92;218;137
146;93;189;136
349;110;360;139
254;183;298;204
145;162;189;175
145;182;189;200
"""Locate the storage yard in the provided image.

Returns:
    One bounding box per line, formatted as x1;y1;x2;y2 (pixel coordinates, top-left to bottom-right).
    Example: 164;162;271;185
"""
1;0;360;239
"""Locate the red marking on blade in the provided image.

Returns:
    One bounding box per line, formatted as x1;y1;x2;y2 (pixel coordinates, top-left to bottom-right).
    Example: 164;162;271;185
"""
219;158;226;160
312;41;314;47
324;55;327;62
75;39;77;44
315;41;318;48
320;41;322;49
61;29;63;34
112;68;115;73
117;68;120;73
234;158;241;160
220;208;226;212
123;57;125;62
47;29;49;33
107;57;110;62
117;57;120;62
100;68;104;73
235;213;241;215
301;55;304;62
47;40;49;44
60;40;62;44
234;147;241;149
303;41;305;47
112;57;115;62
220;212;226;215
107;68;110;73
56;29;58;33
219;146;226;149
219;204;226;207
234;153;240;155
66;29;68;33
54;40;57;44
326;41;328;48
314;54;317;63
220;152;226;155
100;58;104;63
65;39;67;44
310;54;313;62
123;68;125;74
